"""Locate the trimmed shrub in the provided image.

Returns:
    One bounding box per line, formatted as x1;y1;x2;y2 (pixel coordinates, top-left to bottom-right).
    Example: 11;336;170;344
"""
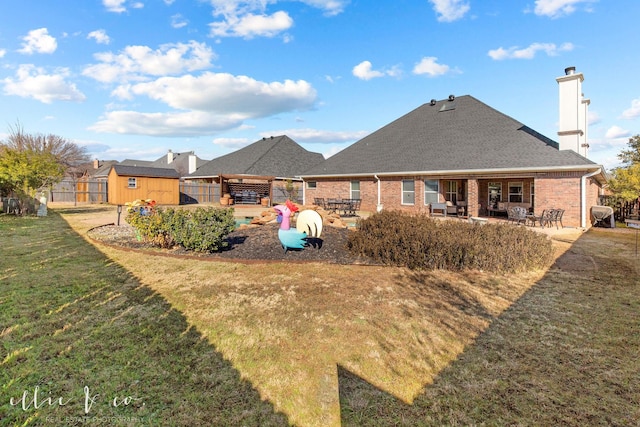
126;206;236;252
347;210;554;273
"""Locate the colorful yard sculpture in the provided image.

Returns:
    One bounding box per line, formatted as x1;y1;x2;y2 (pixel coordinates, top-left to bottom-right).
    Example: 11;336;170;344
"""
273;200;323;252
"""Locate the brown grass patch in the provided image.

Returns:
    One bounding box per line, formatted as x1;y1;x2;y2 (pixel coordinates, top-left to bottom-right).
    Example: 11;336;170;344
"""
59;206;555;426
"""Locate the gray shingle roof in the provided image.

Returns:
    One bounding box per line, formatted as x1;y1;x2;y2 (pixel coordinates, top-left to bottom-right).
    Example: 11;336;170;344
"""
151;151;208;175
302;95;598;177
111;164;180;178
189;135;325;178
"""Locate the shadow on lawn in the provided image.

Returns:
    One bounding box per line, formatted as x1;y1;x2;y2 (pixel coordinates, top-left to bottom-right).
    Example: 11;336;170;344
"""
0;212;288;426
338;229;640;426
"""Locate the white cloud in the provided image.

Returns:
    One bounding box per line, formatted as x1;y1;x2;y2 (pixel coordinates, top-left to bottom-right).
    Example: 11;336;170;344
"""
533;0;595;19
18;28;57;55
82;41;215;83
2;64;86;104
89;110;246;136
621;98;640;120
412;57;451;77
604;125;630;139
428;0;470;22
0;49;6;58
87;29;111;45
206;0;347;39
588;111;601;126
260;128;368;143
171;14;189;29
209;11;293;39
103;0;127;13
488;42;574;60
124;72;316;116
90;72;317;137
213;137;252;147
299;0;349;16
352;61;400;80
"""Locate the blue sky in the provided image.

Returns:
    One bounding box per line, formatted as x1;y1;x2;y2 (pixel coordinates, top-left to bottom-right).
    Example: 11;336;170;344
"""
0;0;638;171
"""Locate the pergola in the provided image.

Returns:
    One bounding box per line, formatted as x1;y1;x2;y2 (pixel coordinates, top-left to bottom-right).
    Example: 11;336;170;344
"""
219;174;274;205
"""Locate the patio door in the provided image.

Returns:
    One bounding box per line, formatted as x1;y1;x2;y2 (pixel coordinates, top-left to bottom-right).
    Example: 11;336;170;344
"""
446;181;457;204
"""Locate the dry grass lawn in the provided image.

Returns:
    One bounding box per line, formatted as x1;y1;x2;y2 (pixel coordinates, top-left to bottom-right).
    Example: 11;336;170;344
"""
55;205;593;427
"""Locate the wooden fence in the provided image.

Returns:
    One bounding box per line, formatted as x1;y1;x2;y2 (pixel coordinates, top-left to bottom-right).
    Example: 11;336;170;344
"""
49;178;302;206
599;196;640;221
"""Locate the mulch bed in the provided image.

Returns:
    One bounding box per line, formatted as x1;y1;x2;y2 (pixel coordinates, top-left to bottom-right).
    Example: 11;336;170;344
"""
88;222;377;265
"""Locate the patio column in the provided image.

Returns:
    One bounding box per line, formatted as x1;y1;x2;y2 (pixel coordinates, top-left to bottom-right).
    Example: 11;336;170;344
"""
467;179;479;217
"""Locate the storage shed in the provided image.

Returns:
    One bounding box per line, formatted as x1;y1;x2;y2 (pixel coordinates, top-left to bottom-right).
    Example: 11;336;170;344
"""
108;165;180;206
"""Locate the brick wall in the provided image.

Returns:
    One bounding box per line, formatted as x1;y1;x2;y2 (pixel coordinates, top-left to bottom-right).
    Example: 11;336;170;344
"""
305;172;602;228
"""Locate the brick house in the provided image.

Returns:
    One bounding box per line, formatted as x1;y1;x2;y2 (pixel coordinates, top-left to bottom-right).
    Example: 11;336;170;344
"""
300;69;606;228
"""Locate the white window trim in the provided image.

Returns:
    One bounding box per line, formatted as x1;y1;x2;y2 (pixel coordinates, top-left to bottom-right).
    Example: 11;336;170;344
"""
508;181;523;203
128;177;137;189
424;179;439;205
488;182;502;207
401;179;415;205
350;180;360;199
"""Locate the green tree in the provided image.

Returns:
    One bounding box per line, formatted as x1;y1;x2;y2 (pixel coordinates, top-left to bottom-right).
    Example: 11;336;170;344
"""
609;134;640;203
609;163;640;201
618;134;640;165
0;123;88;214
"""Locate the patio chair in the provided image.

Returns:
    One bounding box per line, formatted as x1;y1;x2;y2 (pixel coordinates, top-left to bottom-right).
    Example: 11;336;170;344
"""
549;209;565;229
507;206;528;225
446;201;458;216
313;197;326;209
527;209;551;227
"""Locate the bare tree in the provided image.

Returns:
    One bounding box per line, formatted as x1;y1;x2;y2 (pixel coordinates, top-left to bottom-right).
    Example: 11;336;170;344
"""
5;122;90;169
2;122;91;208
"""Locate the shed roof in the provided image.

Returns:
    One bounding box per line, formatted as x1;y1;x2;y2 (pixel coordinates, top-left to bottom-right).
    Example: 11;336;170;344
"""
302;95;599;177
111;164;180;178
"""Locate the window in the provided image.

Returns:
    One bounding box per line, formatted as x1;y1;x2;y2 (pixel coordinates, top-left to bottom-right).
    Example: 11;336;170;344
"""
402;180;415;205
128;177;137;188
306;181;317;189
488;182;502;208
530;182;535;207
508;182;523;203
446;181;458;204
424;179;439;205
350;181;360;199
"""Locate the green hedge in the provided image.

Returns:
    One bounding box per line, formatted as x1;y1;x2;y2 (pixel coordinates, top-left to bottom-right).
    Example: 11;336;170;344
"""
126;207;236;252
347;210;554;273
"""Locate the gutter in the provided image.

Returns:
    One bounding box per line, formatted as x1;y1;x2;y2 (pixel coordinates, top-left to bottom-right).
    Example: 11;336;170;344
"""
300;164;602;179
374;174;382;212
581;168;602;228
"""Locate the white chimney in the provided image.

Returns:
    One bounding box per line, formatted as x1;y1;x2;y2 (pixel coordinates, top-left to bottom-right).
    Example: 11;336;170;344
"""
167;149;174;164
556;67;590;158
188;153;197;174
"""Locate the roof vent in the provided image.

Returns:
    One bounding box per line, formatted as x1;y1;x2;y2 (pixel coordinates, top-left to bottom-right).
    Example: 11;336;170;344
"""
565;66;576;75
448;94;455;101
430;99;437;106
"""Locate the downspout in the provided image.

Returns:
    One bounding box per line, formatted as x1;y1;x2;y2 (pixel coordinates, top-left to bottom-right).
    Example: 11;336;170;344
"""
374;174;383;212
581;168;601;228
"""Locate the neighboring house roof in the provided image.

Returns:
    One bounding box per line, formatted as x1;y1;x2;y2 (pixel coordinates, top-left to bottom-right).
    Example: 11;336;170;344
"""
119;159;154;167
189;135;325;179
92;161;118;179
110;164;180;178
301;95;600;177
151;151;208;175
